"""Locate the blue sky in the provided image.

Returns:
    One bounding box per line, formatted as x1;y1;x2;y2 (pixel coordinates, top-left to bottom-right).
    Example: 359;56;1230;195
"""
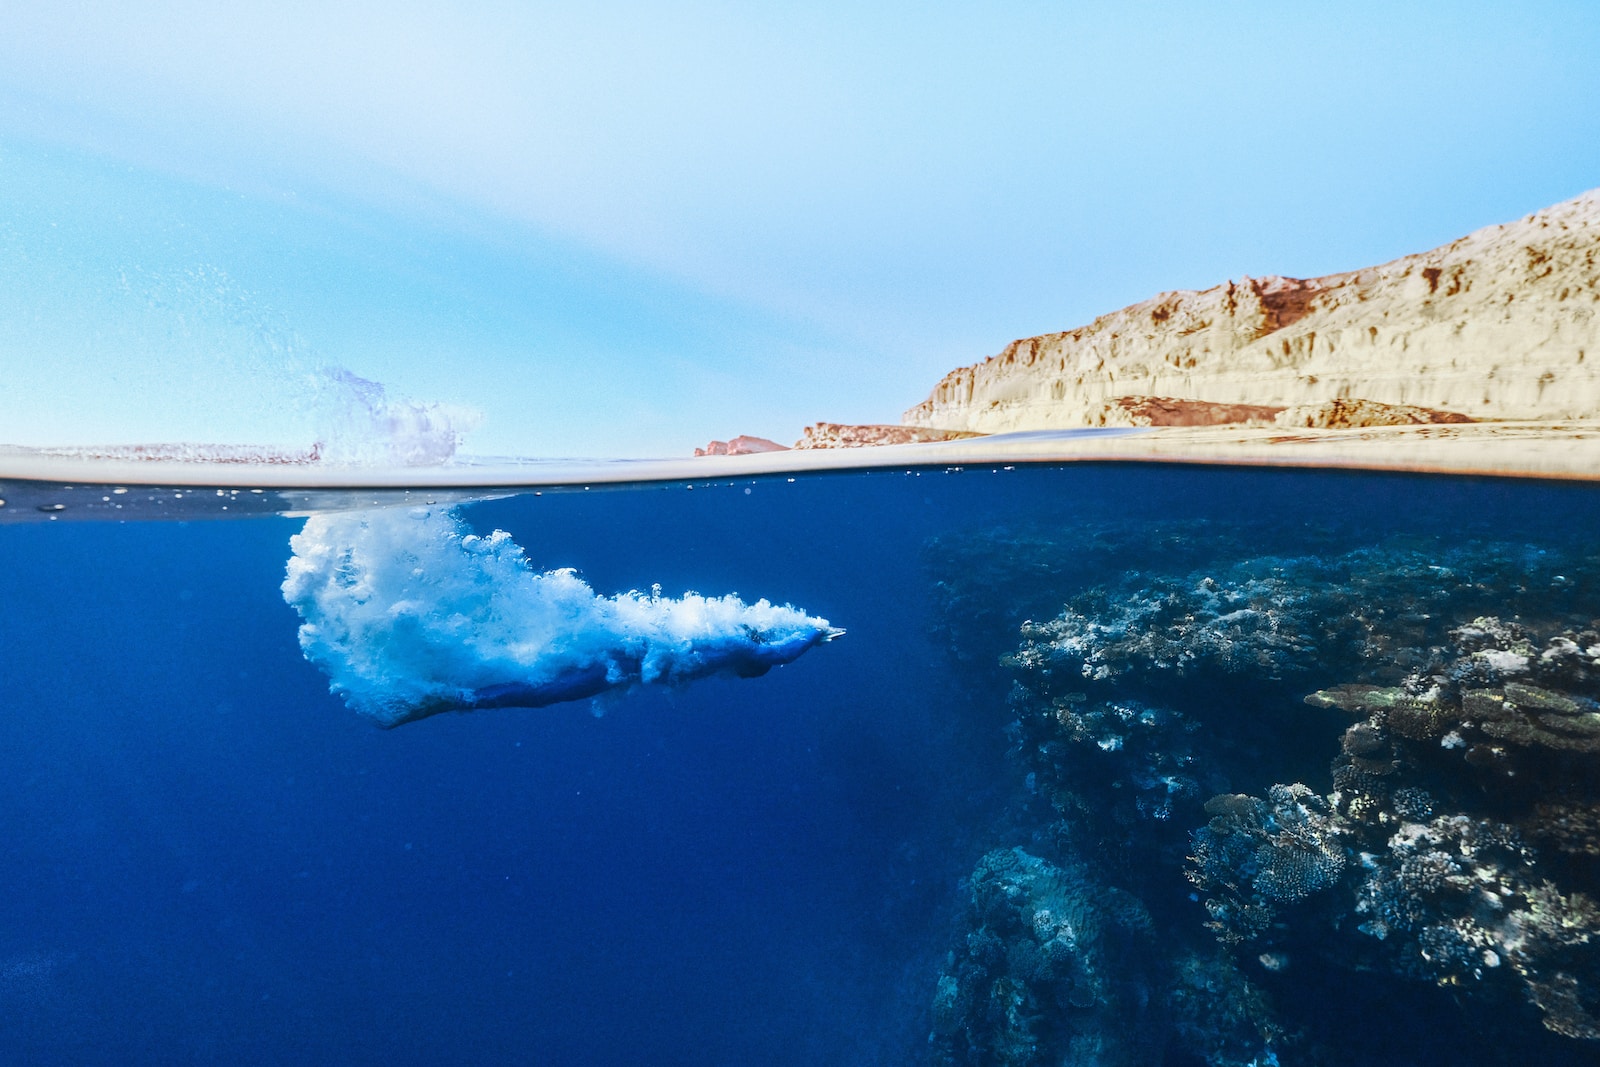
1;1;1598;457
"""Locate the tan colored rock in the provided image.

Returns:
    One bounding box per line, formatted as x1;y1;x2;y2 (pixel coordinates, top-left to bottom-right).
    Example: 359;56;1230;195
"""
1089;396;1284;427
906;189;1600;433
793;422;984;449
694;435;790;456
1272;398;1473;429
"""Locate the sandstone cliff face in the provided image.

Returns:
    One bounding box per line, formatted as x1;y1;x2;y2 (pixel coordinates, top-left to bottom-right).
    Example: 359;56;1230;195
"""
905;189;1600;432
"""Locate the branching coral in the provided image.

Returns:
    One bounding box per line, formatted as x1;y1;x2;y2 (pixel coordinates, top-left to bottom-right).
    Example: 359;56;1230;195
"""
1355;814;1600;1038
1187;785;1349;945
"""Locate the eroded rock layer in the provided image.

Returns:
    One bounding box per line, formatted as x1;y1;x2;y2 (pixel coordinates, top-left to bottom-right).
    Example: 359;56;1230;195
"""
792;422;983;449
907;190;1600;433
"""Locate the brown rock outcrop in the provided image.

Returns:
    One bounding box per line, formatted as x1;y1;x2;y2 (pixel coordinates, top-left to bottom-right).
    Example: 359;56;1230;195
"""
793;423;984;449
1088;396;1285;427
906;189;1600;433
694;435;790;457
1272;399;1474;429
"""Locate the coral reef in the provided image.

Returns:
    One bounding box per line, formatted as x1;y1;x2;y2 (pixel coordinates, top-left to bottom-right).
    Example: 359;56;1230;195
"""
1353;813;1600;1039
1290;616;1600;1038
929;848;1158;1067
929;526;1600;1061
1187;785;1348;946
1008;572;1325;685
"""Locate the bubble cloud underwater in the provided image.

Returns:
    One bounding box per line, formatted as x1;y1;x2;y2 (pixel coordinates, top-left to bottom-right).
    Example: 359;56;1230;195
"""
281;506;841;727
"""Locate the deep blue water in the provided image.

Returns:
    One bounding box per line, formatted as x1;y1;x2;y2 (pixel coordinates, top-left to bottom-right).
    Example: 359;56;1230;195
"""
2;464;1599;1065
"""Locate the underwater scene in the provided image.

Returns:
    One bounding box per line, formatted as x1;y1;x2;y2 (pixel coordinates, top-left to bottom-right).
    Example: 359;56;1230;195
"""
3;462;1600;1065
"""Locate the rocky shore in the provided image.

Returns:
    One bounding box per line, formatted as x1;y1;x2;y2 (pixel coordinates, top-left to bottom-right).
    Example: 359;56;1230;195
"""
705;189;1597;459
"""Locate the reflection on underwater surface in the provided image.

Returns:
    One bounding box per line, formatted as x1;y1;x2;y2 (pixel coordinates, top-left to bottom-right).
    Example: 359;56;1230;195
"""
1;464;1600;1064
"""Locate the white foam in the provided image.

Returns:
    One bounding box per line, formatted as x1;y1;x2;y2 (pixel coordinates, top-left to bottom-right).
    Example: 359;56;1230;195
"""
281;505;833;725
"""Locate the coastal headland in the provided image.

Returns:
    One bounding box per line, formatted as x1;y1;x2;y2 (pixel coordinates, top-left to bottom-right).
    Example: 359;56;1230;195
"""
703;187;1600;477
907;188;1599;434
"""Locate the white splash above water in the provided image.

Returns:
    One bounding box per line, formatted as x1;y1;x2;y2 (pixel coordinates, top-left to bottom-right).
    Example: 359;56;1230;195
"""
281;505;838;727
308;367;481;467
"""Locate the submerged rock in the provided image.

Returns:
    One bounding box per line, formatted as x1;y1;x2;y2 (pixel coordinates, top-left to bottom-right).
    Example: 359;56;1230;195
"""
934;527;1600;1057
1188;784;1349;945
930;848;1159;1067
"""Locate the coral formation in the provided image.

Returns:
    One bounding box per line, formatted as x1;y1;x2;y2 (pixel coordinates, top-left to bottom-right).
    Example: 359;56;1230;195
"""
928;524;1600;1061
1187;785;1348;945
929;848;1158;1067
1289;614;1600;1038
1353;813;1600;1038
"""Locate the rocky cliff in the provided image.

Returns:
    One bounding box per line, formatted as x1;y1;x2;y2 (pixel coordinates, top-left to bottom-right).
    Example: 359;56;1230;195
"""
792;423;982;449
905;189;1600;432
694;435;790;456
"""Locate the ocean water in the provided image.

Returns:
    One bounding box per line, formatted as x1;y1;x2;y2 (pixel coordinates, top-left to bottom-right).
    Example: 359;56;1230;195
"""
2;462;1599;1065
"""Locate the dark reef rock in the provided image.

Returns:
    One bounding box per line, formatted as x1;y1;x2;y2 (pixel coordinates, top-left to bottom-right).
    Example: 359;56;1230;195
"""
1353;813;1600;1034
928;526;1600;1061
930;848;1159;1067
1188;784;1349;945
